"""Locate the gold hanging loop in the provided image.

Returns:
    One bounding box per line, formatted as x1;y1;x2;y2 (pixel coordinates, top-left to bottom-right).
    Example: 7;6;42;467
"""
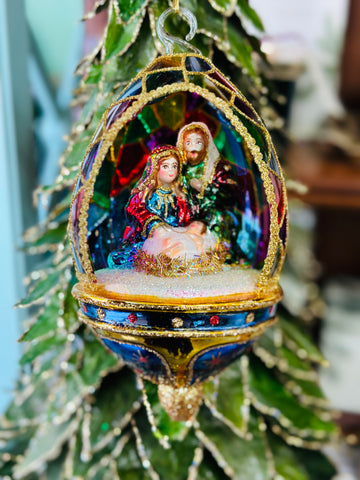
156;7;200;55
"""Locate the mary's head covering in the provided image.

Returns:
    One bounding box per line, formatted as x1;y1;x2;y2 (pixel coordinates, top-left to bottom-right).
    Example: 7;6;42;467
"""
131;145;183;195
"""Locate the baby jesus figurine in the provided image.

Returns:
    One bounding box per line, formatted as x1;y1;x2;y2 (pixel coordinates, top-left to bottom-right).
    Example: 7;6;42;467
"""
108;146;226;276
142;221;218;258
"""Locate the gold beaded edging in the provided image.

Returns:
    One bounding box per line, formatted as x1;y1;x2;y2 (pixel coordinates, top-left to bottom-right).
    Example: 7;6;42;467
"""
72;280;282;313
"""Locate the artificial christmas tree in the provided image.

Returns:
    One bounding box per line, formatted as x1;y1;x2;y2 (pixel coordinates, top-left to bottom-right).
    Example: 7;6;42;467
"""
0;1;338;478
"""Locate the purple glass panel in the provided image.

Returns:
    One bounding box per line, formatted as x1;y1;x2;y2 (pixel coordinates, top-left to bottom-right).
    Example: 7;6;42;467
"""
145;70;184;91
255;203;271;266
92;121;103;144
279;213;288;247
115;78;142;102
208;71;237;92
71;243;85;274
269;150;280;175
234;96;259;122
106;100;133;129
185;91;201;111
205;78;232;101
269;244;281;278
71;188;85;255
81;142;102;181
144;126;176;151
185;56;212;73
74;175;83;195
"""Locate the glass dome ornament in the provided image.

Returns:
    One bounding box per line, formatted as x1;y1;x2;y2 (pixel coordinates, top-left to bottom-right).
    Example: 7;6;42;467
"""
68;6;288;421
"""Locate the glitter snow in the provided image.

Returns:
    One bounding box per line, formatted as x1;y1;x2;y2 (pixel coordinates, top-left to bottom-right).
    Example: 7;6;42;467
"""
96;266;259;300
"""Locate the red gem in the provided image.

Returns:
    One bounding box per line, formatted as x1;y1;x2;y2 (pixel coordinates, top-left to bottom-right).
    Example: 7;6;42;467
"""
128;313;137;324
83;304;87;313
210;315;220;326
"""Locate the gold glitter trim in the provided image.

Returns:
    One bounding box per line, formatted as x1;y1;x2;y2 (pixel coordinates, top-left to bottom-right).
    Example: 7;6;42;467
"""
90;319;272;388
204;397;248;439
138;376;172;449
252;343;319;382
131;419;160;479
195;425;235;478
208;0;237;17
158;383;203;421
270;423;337;450
133;244;227;277
101;4;146;60
113;0;150;27
141;215;163;238
73;280;282;312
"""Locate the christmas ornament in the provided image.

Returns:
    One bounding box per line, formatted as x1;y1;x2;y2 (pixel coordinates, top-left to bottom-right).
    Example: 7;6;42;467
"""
69;5;288;421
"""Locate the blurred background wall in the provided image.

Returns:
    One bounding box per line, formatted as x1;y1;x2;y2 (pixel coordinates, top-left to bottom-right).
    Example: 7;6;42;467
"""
0;0;83;412
250;0;360;438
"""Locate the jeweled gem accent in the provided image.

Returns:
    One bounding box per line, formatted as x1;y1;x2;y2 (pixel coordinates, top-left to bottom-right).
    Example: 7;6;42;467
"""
246;312;255;323
172;317;183;328
210;315;220;326
128;313;138;324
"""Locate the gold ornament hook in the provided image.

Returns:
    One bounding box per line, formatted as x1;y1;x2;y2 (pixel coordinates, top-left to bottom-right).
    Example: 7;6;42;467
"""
156;7;201;55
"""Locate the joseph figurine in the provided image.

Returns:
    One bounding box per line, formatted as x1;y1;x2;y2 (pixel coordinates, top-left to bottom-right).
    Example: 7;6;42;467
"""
177;122;244;261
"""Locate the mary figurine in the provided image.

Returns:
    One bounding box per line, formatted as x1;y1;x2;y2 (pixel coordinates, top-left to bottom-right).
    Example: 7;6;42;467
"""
108;145;225;275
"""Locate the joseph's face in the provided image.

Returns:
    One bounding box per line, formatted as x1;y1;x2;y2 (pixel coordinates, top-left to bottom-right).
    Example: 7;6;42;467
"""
183;132;206;165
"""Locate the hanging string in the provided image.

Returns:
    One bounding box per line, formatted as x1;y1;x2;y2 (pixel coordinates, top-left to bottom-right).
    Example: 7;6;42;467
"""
173;0;180;13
